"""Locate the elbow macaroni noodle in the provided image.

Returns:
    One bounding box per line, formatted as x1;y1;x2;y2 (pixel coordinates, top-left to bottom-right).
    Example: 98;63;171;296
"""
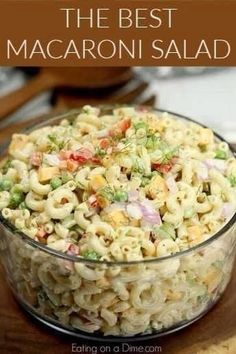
0;105;235;337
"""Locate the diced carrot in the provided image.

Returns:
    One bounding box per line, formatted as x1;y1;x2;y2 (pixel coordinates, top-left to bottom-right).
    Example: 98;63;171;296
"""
59;150;72;160
60;147;101;168
152;162;173;174
119;118;131;133
90;157;101;165
109;118;131;137
30;152;43;167
67;159;78;172
100;138;110;150
70;148;93;163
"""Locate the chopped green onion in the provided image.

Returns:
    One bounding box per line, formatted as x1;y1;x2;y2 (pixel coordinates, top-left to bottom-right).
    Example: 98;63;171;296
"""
19;201;29;210
140;171;156;187
9;192;24;209
11;184;23;194
46;292;60;307
114;190;128;202
48;134;64;151
141;177;150;187
48;134;57;144
197;293;209;304
156;222;176;240
0;178;13;191
37;289;48;303
50;177;62;190
61;172;73;184
81;107;90;114
69;225;79;232
81;250;100;260
77;180;86;189
132;159;146;174
1;159;12;174
95;147;106;157
134;121;147;130
97;186;114;201
186;276;196;286
97;186;128;203
161;147;177;163
196;285;208;303
215;149;227;160
228;175;236;187
144;324;153;334
145;135;159;150
153;139;178;163
213;260;224;269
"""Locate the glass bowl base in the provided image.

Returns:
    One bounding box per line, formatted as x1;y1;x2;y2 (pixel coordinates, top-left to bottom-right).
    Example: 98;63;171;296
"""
14;291;222;343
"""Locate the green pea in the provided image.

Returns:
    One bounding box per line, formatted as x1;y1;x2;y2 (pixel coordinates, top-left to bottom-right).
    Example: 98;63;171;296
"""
50;177;62;190
9;192;24;208
11;184;23;194
0;178;13;191
61;172;72;184
141;177;150;187
82;250;100;260
134;121;147;130
95;147;106;157
19;201;29;210
145;135;159;150
114;190;128;202
146;137;154;149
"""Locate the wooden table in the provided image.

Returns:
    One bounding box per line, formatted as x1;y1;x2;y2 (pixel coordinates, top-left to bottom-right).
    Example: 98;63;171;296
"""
0;262;235;354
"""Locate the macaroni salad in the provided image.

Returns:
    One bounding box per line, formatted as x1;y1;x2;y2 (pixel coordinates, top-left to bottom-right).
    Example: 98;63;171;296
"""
0;106;236;336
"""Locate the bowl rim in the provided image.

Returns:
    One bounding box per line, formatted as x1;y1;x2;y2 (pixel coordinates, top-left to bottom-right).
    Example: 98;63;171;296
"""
0;106;235;266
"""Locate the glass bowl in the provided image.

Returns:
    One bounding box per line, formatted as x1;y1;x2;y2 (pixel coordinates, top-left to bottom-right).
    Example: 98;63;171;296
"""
0;107;235;342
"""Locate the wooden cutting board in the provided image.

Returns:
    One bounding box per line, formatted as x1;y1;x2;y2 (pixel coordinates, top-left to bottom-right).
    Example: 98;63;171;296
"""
0;262;235;354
